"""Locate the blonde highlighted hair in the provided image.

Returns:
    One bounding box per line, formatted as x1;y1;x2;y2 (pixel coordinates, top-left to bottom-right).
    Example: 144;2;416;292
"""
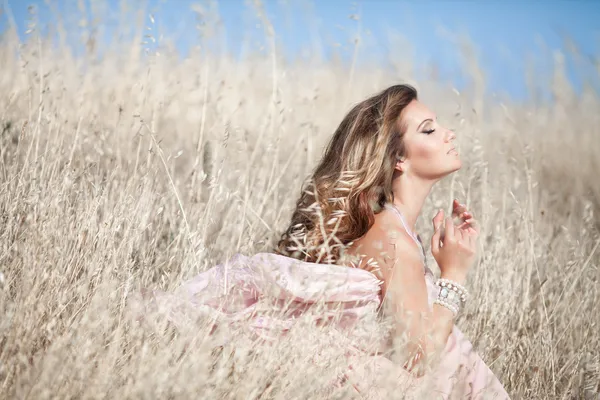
276;84;418;264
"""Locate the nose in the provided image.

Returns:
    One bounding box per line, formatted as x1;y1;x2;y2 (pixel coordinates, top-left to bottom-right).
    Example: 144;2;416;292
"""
445;128;456;142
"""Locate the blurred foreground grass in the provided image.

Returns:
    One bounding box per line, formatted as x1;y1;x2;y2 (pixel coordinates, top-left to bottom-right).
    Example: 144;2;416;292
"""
0;2;599;398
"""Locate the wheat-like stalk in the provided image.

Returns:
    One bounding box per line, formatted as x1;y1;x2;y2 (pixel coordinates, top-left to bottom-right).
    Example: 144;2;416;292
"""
0;1;598;399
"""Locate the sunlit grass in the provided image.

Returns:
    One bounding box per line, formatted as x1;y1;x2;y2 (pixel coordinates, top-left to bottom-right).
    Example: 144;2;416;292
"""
0;1;599;398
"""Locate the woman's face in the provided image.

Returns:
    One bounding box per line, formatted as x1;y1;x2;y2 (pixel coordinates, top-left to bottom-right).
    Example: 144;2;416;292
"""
397;100;461;180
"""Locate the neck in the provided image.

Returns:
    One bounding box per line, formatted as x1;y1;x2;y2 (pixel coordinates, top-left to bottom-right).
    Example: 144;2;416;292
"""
390;172;436;233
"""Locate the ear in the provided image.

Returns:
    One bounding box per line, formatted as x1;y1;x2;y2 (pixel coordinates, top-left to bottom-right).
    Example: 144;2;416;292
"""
394;156;405;173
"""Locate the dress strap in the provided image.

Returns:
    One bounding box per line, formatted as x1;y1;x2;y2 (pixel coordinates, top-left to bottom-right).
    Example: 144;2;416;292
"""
384;204;422;251
384;204;433;276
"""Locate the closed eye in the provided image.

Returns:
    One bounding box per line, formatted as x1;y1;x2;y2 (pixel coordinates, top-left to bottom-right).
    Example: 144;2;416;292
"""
423;129;435;134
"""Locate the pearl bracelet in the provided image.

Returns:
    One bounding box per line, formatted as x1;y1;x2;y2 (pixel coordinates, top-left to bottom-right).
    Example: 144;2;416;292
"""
433;299;459;317
434;278;469;317
435;278;469;303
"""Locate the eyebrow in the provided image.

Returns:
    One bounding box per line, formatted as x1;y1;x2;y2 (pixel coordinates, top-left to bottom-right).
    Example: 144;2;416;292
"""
416;118;434;131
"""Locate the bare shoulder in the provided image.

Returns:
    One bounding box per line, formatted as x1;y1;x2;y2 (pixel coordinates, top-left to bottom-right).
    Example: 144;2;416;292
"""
345;208;423;279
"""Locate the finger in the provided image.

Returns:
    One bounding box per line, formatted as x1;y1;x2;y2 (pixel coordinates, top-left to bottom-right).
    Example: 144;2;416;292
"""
438;210;447;244
458;220;473;231
467;233;477;255
458;218;478;232
433;209;445;229
457;227;465;242
452;200;467;218
403;352;419;372
431;210;443;254
444;216;454;242
414;366;425;378
456;212;475;230
462;218;479;234
469;231;476;249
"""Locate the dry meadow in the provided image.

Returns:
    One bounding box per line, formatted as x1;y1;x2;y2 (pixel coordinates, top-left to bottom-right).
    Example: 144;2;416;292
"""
1;2;599;399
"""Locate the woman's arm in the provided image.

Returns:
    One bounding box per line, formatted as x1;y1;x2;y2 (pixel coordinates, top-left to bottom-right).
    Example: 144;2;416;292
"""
386;236;464;375
349;215;465;376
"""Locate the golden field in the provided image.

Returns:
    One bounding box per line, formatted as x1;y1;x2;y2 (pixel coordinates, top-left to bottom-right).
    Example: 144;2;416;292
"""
0;2;599;398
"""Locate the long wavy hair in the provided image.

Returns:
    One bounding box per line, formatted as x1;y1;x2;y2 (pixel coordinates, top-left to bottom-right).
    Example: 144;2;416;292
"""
275;84;418;264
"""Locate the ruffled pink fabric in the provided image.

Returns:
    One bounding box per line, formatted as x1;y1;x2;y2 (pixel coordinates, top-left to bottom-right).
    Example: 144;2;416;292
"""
133;252;509;399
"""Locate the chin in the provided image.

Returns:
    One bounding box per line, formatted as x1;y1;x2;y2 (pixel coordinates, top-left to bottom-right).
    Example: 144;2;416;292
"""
445;160;462;175
454;159;462;170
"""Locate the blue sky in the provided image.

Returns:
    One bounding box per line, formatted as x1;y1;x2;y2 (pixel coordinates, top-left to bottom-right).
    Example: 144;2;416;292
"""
2;0;599;100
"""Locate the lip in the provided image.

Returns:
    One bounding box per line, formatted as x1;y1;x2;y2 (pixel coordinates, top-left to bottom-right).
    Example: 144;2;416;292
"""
447;148;457;154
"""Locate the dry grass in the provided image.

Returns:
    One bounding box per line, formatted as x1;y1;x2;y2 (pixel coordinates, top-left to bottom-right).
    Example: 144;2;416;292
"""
1;2;599;399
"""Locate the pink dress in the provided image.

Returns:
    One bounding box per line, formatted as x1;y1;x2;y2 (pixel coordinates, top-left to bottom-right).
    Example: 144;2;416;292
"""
131;206;510;399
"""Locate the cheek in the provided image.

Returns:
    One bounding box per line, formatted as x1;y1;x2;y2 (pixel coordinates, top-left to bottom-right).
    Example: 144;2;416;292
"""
411;139;442;161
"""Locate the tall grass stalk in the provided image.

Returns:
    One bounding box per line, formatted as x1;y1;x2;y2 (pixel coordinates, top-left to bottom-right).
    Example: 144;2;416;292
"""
0;1;599;398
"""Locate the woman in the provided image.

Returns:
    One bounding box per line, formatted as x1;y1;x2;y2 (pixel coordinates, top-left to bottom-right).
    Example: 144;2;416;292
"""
134;85;510;399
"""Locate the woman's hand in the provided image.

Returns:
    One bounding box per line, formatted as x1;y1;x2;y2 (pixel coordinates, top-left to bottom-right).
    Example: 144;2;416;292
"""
451;199;479;236
430;200;480;283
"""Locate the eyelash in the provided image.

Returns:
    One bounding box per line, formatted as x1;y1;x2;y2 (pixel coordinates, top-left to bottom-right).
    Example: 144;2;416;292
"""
423;129;435;134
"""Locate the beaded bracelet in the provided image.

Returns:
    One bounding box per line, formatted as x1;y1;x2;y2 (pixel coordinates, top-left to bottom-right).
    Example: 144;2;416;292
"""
433;298;459;316
434;278;469;317
436;278;469;303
